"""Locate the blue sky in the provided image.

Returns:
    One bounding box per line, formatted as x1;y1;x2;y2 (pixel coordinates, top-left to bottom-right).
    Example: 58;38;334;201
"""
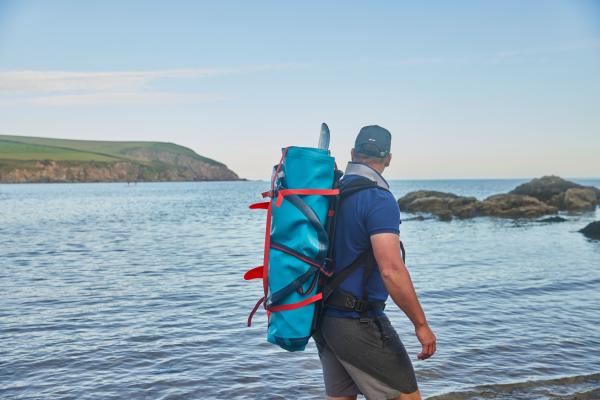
0;1;599;179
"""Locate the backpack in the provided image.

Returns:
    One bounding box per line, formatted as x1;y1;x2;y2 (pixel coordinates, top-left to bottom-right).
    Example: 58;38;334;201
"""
244;146;405;351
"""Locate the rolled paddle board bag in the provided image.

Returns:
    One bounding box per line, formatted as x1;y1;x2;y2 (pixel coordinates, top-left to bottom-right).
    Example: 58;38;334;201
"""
244;146;338;351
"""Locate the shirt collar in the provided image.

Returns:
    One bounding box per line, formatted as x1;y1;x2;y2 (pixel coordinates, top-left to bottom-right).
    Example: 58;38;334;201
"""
343;162;390;190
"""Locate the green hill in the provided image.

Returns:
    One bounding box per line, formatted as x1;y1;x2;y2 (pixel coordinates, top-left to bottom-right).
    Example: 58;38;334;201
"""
0;134;240;183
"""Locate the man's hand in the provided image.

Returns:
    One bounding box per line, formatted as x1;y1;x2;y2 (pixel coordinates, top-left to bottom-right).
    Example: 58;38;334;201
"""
415;324;436;360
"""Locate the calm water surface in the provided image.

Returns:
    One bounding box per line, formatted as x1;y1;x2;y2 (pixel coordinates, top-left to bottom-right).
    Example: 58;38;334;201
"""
1;179;599;399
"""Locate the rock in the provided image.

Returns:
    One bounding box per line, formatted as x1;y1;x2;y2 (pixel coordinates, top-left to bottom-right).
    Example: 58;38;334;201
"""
510;175;600;210
408;197;451;214
402;215;428;221
511;175;583;202
397;177;599;221
479;194;558;218
397;191;477;220
448;197;479;218
438;210;453;221
579;221;600;240
397;191;458;210
563;188;598;211
537;216;567;223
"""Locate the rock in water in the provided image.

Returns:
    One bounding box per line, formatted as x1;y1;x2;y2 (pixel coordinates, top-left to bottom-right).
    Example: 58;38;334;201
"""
563;188;598;211
537;216;567;223
397;191;458;210
511;175;582;202
397;191;478;220
402;215;429;221
479;194;557;218
510;175;600;211
397;176;598;220
580;221;600;240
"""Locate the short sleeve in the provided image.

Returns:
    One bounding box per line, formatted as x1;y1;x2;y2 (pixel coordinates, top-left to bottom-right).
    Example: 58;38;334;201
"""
365;190;401;236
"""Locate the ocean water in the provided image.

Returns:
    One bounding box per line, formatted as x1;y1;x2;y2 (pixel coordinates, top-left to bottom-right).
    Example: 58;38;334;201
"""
1;179;599;400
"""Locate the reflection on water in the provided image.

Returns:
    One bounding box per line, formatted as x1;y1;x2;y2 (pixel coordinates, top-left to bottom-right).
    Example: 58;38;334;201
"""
1;180;599;399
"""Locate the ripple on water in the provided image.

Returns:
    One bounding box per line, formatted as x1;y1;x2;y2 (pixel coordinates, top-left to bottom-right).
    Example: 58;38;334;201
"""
1;180;599;399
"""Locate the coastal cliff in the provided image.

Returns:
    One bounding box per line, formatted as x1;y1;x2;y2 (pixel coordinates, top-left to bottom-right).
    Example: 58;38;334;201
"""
0;135;240;183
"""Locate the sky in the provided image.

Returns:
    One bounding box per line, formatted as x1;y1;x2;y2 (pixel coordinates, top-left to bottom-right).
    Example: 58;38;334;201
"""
0;0;599;180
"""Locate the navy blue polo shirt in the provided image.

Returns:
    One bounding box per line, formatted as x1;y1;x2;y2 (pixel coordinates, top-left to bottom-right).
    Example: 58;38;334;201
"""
326;173;401;318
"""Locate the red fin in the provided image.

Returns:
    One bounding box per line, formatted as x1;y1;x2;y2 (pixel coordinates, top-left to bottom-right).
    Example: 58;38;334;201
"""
249;201;269;210
244;265;264;280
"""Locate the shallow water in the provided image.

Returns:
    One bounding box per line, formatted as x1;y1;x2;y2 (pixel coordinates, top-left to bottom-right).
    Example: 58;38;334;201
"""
1;179;599;399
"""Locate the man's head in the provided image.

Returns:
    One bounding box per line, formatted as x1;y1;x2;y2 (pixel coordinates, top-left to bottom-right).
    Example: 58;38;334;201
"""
351;125;392;173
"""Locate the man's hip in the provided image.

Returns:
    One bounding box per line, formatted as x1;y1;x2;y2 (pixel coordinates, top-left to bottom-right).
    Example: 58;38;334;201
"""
314;314;418;399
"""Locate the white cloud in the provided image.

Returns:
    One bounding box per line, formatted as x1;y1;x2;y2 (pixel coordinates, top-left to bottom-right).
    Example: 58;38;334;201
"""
0;91;232;107
0;64;290;107
0;64;288;94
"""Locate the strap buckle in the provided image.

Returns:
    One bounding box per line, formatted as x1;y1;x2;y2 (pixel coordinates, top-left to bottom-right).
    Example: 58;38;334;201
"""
344;294;366;312
344;295;357;310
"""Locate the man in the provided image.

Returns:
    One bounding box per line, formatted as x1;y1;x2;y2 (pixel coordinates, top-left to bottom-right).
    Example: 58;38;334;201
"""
315;125;436;400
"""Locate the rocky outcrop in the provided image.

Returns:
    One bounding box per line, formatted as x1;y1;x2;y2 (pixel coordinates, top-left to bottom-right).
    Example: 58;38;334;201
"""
510;175;599;211
478;194;557;218
580;221;600;240
561;188;598;211
0;159;239;183
398;191;558;220
397;176;598;220
398;191;479;220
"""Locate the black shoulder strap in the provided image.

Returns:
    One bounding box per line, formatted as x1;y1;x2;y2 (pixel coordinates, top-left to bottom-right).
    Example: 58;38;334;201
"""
339;176;387;202
322;175;406;311
322;175;384;275
322;249;371;302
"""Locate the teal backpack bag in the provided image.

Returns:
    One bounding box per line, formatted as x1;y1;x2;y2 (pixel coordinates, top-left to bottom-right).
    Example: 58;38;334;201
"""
244;146;338;351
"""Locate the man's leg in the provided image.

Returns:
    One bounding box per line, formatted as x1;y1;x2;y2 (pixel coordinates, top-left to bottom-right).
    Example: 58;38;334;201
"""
314;326;361;399
321;316;420;399
392;390;421;400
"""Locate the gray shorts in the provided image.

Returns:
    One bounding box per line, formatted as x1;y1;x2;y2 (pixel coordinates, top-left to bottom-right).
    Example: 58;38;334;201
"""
314;315;418;400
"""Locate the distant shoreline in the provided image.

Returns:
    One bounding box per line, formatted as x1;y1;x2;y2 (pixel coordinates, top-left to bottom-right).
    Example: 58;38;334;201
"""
0;134;241;183
0;178;248;184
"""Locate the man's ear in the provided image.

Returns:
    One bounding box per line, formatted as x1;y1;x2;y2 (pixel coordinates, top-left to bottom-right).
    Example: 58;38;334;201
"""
351;148;356;161
384;153;392;167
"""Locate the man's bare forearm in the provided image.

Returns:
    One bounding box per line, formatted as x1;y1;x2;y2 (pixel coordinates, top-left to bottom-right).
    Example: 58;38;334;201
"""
371;233;428;328
380;262;428;327
371;234;436;359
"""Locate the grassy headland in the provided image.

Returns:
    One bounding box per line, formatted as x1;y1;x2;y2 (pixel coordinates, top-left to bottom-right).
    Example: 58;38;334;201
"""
0;135;240;183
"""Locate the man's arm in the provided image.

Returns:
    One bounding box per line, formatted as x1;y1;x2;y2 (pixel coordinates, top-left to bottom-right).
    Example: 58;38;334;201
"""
371;232;437;360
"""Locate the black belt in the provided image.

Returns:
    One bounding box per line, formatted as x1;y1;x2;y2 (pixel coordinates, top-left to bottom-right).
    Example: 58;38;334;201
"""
326;289;386;313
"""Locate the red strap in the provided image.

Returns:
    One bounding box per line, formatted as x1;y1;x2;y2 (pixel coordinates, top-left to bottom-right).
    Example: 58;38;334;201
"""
249;201;269;210
327;210;335;217
261;191;271;198
243;266;263;280
275;188;340;207
268;292;323;312
247;296;265;327
262;203;272;295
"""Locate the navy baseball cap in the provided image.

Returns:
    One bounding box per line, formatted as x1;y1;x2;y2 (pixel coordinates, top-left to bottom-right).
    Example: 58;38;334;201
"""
354;125;391;157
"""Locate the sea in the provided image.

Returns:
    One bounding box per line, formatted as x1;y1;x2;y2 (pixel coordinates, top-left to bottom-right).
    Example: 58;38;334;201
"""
1;179;599;400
